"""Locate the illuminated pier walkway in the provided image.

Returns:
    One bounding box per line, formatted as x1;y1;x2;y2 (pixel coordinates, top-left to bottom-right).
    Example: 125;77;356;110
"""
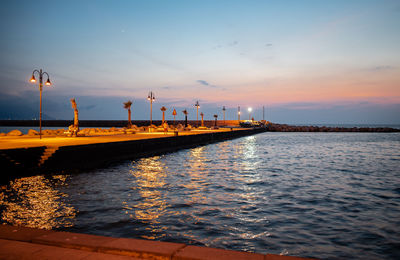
0;225;311;260
0;128;238;150
1;127;267;180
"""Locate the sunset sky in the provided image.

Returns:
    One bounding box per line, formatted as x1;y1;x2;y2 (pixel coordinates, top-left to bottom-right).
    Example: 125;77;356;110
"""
1;0;399;124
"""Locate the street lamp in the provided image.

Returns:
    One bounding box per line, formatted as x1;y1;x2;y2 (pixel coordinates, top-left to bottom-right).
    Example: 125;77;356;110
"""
30;69;51;139
194;101;200;126
222;106;226;126
147;91;155;125
238;106;241;122
248;107;252;121
213;114;218;128
182;109;188;128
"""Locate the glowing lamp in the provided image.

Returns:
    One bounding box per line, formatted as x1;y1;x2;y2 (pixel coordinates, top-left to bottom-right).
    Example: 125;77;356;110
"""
30;75;36;83
45;78;51;86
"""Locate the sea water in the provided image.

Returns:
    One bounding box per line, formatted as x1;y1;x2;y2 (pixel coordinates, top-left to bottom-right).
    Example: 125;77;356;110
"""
1;132;399;259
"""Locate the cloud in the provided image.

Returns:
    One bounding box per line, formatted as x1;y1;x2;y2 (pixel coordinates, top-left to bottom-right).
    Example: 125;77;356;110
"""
81;104;96;110
197;80;210;86
212;41;239;50
265;43;273;47
228;41;239;46
367;65;396;72
196;80;226;91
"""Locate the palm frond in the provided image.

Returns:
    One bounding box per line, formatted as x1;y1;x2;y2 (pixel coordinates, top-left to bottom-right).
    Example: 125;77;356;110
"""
123;100;132;109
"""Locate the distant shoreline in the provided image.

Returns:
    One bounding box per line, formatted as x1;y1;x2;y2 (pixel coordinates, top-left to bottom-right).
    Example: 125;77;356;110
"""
0;120;399;132
265;123;400;132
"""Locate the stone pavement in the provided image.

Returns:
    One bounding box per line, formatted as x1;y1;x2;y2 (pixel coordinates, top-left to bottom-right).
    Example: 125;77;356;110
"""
0;129;237;150
0;225;313;260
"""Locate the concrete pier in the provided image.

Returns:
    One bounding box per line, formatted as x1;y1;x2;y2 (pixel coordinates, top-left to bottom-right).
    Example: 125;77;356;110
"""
0;224;313;259
0;128;266;182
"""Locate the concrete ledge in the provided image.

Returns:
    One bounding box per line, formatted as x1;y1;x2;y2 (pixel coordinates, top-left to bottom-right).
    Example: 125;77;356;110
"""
32;231;119;252
0;224;53;243
173;245;264;260
0;225;315;260
99;238;185;259
0;238;142;260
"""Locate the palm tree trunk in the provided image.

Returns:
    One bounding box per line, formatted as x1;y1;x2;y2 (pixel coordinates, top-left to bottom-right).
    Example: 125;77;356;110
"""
74;109;79;132
128;109;132;127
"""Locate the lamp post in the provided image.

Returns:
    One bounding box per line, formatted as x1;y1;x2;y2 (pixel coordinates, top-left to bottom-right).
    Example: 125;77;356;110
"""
182;109;188;128
222;106;226;126
147;91;155;125
195;101;200;126
161;106;167;124
238;106;241;122
248;107;252;121
213;114;218;128
30;69;52;139
263;105;265;121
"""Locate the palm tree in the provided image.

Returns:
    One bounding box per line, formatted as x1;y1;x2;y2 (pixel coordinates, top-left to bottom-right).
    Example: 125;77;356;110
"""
70;98;79;130
123;100;133;127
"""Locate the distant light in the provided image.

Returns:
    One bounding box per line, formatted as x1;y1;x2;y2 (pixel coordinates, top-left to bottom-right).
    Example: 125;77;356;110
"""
30;75;36;83
45;78;51;86
248;107;252;112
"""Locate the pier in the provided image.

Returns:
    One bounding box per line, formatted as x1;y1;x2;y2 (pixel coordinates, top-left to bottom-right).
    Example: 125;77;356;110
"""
0;127;266;182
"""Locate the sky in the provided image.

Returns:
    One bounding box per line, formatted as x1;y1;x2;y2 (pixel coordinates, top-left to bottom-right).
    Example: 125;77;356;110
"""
0;0;399;124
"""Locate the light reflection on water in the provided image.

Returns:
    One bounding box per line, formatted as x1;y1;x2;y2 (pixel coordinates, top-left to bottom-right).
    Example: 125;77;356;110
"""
125;157;168;239
0;132;400;259
0;175;76;229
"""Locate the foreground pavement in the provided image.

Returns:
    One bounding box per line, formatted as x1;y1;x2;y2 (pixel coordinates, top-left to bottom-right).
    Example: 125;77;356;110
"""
0;225;313;260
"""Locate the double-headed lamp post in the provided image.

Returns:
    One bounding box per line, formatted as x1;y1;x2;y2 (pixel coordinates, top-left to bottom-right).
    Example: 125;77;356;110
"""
248;107;252;121
147;91;155;125
30;69;51;139
195;101;200;126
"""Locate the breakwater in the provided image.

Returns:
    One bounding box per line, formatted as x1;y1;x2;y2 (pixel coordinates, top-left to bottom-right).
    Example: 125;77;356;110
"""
265;123;400;132
0;128;265;182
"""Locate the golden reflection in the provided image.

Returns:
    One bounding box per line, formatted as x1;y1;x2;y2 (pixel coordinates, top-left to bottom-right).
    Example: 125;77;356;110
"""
242;136;258;171
0;175;76;230
183;147;209;204
127;157;167;226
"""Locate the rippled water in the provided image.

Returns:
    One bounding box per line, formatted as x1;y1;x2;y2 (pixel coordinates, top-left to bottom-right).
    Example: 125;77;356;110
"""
1;132;400;259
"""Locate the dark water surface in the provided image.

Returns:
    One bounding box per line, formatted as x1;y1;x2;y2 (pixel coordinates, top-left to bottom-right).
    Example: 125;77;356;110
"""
1;132;400;259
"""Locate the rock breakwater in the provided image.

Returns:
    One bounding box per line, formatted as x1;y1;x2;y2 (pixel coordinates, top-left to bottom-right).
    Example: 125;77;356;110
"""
265;123;399;132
